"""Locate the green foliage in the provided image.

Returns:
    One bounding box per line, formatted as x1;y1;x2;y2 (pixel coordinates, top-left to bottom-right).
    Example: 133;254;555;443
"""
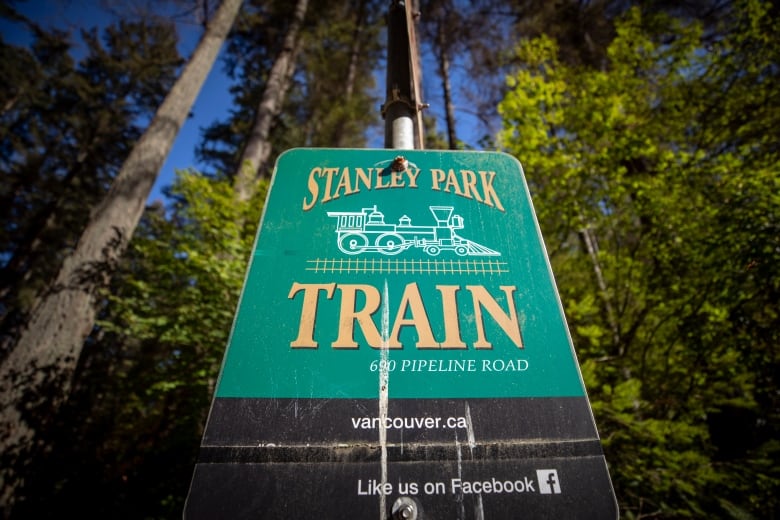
16;171;267;517
0;14;181;338
5;1;777;517
98;171;266;514
294;0;383;148
499;1;780;517
105;171;264;348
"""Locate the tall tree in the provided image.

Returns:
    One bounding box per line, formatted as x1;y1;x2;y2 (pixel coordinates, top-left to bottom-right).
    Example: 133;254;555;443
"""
334;0;371;147
419;0;466;149
0;18;181;348
0;0;242;511
197;0;382;177
499;1;779;516
295;0;383;148
12;171;268;517
234;0;308;201
413;0;731;150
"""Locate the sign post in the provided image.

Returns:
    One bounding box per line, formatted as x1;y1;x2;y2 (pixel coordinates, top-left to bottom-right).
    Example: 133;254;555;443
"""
184;148;617;519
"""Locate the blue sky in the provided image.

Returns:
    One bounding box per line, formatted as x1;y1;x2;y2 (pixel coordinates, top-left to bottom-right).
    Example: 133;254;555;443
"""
2;0;234;203
3;1;489;204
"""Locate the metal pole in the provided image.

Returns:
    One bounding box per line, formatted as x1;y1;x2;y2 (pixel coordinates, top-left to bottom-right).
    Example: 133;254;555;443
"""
382;0;422;149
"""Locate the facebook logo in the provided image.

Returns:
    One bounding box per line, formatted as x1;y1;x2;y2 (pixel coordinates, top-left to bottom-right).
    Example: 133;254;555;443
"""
536;469;562;494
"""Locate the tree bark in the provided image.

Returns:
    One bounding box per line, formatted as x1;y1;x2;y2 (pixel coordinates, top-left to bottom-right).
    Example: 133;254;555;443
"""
579;225;621;352
344;0;367;101
234;0;308;201
0;0;242;512
436;23;458;149
332;0;367;148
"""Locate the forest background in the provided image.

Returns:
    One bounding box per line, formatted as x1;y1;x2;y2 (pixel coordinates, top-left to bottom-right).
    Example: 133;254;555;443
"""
1;0;778;518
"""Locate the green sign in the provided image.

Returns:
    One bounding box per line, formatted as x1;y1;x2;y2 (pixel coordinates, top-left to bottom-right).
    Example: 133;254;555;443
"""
186;148;617;519
215;148;586;400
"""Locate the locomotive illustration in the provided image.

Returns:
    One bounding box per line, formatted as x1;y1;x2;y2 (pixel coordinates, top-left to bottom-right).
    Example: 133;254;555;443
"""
326;205;500;257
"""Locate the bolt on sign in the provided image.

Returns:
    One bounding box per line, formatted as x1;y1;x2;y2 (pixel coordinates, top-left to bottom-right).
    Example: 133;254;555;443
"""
184;149;617;519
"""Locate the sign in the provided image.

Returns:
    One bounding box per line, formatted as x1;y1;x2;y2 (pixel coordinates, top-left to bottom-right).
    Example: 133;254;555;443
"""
185;149;617;519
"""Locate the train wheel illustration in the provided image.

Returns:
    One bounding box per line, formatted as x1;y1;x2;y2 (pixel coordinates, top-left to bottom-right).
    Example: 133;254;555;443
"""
455;245;469;256
338;233;368;255
425;245;441;256
375;233;405;255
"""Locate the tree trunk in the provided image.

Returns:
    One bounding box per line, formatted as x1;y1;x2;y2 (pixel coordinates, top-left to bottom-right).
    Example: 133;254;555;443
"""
344;0;367;101
435;24;457;149
332;0;367;148
234;0;309;201
578;225;621;352
0;0;242;512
